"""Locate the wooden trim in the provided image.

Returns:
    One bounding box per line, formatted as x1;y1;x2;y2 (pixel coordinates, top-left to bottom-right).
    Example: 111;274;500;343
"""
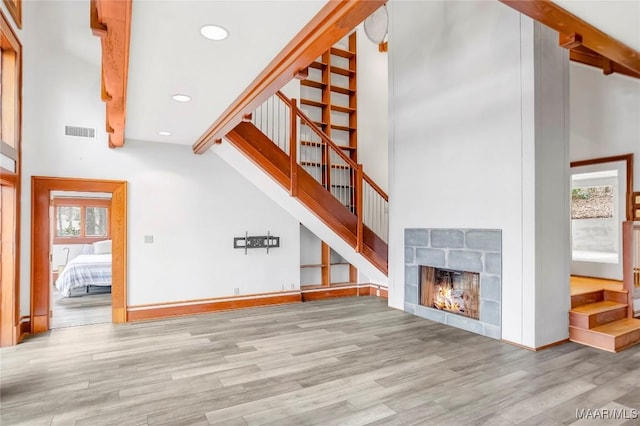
363;173;388;202
18;315;29;342
127;292;302;322
192;0;385;154
2;0;21;29
91;0;132;148
0;168;17;185
355;164;363;253
571;154;634;221
52;197;111;244
31;177;127;333
0;8;21;348
502;338;571;352
368;284;388;299
321;242;331;287
289;98;298;197
498;0;640;75
300;284;389;301
569;45;640;79
301;285;364;301
52;197;111;207
623;221;635;318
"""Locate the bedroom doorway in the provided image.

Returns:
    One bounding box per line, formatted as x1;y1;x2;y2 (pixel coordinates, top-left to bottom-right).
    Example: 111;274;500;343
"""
31;177;127;334
49;191;113;328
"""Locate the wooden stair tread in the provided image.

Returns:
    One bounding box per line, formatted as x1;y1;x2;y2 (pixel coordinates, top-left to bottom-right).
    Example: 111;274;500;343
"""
571;301;627;315
590;318;640;336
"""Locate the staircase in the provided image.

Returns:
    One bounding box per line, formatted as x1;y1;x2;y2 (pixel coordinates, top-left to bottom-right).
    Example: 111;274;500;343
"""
220;91;388;279
569;287;640;352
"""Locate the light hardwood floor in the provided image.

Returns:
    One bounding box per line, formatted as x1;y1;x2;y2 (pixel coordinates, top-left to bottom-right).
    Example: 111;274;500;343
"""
50;286;112;329
2;297;639;425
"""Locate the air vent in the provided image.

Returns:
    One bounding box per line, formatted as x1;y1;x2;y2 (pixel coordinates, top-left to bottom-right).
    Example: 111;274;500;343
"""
65;125;96;139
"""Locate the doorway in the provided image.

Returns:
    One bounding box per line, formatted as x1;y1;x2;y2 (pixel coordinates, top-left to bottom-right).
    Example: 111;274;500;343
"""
49;191;113;328
570;155;633;281
31;177;127;334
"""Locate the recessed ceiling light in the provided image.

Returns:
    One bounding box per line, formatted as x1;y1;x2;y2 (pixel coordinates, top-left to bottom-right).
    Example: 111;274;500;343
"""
200;25;228;41
158;131;172;136
172;94;191;102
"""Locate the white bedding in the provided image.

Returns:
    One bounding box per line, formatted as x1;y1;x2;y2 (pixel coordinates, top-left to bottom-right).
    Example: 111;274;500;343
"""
55;254;112;297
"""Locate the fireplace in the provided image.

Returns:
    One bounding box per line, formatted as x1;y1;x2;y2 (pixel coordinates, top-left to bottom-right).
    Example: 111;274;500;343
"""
420;267;480;320
405;228;502;339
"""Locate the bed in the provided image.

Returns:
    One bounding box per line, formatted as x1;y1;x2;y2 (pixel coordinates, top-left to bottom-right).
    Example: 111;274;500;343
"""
55;253;112;297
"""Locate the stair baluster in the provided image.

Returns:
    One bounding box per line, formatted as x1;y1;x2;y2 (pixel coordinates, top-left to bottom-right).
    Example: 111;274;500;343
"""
247;90;389;269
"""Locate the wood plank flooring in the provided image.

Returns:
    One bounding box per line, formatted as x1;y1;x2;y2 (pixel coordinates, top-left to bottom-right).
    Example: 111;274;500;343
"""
570;276;623;296
51;286;112;329
2;297;640;425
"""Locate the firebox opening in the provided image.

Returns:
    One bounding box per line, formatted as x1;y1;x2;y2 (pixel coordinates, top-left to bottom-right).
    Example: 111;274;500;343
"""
419;266;480;320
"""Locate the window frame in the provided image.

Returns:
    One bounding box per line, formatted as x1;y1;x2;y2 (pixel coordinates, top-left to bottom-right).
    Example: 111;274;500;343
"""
52;197;111;244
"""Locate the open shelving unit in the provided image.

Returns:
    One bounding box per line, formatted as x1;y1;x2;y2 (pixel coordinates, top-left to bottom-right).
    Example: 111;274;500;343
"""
299;33;358;287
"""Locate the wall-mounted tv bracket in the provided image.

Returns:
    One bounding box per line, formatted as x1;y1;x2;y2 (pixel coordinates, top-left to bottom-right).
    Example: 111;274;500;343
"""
233;231;280;254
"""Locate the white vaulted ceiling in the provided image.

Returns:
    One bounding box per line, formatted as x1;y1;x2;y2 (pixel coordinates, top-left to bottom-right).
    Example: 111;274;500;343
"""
124;0;325;146
121;0;640;148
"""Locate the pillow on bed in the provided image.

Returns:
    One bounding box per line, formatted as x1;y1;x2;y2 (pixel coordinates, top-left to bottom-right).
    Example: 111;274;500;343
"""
93;239;112;255
81;244;95;255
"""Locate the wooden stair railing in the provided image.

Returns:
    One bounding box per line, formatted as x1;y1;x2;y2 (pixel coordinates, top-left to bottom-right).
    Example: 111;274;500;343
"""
623;221;640;317
263;91;388;245
228;91;388;274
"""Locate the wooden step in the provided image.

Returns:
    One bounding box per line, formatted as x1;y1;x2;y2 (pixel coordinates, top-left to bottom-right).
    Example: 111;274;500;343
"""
570;288;628;308
571;290;603;308
604;289;628;304
569;301;628;329
569;318;640;352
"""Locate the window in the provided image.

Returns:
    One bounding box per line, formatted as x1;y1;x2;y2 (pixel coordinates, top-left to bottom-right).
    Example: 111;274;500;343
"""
571;170;619;264
53;198;110;244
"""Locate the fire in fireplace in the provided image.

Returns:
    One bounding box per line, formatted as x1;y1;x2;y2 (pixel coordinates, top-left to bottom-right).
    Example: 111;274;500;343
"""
419;266;480;320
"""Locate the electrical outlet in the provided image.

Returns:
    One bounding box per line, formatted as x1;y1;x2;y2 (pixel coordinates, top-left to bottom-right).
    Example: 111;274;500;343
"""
234;288;240;295
144;235;154;244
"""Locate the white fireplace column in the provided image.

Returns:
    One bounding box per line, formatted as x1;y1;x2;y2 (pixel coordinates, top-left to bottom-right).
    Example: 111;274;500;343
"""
388;0;570;349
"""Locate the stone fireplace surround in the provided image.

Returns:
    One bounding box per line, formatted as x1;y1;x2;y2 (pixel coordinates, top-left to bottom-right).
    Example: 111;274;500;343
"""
404;228;502;339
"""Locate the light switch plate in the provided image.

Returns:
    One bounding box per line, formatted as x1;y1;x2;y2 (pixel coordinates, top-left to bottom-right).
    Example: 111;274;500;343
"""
144;235;154;244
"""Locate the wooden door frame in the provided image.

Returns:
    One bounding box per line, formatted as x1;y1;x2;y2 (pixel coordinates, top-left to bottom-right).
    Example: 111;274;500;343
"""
31;177;127;333
570;154;634;221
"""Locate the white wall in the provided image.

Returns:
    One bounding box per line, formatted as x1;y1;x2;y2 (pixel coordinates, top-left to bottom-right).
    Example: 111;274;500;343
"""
388;1;569;347
570;63;640;190
19;0;300;312
356;24;388;192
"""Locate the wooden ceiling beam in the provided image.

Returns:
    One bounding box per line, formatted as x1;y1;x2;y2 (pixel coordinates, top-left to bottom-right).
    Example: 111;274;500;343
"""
499;0;640;76
192;0;386;155
91;0;132;148
569;44;640;79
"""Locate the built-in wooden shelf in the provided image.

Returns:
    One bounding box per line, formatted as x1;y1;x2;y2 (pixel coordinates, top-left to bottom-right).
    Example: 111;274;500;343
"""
330;66;355;76
299;33;358;288
331;124;355;132
300;99;326;108
300;80;326;89
330;47;354;59
330;85;355;95
300;264;327;269
331;105;355;113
